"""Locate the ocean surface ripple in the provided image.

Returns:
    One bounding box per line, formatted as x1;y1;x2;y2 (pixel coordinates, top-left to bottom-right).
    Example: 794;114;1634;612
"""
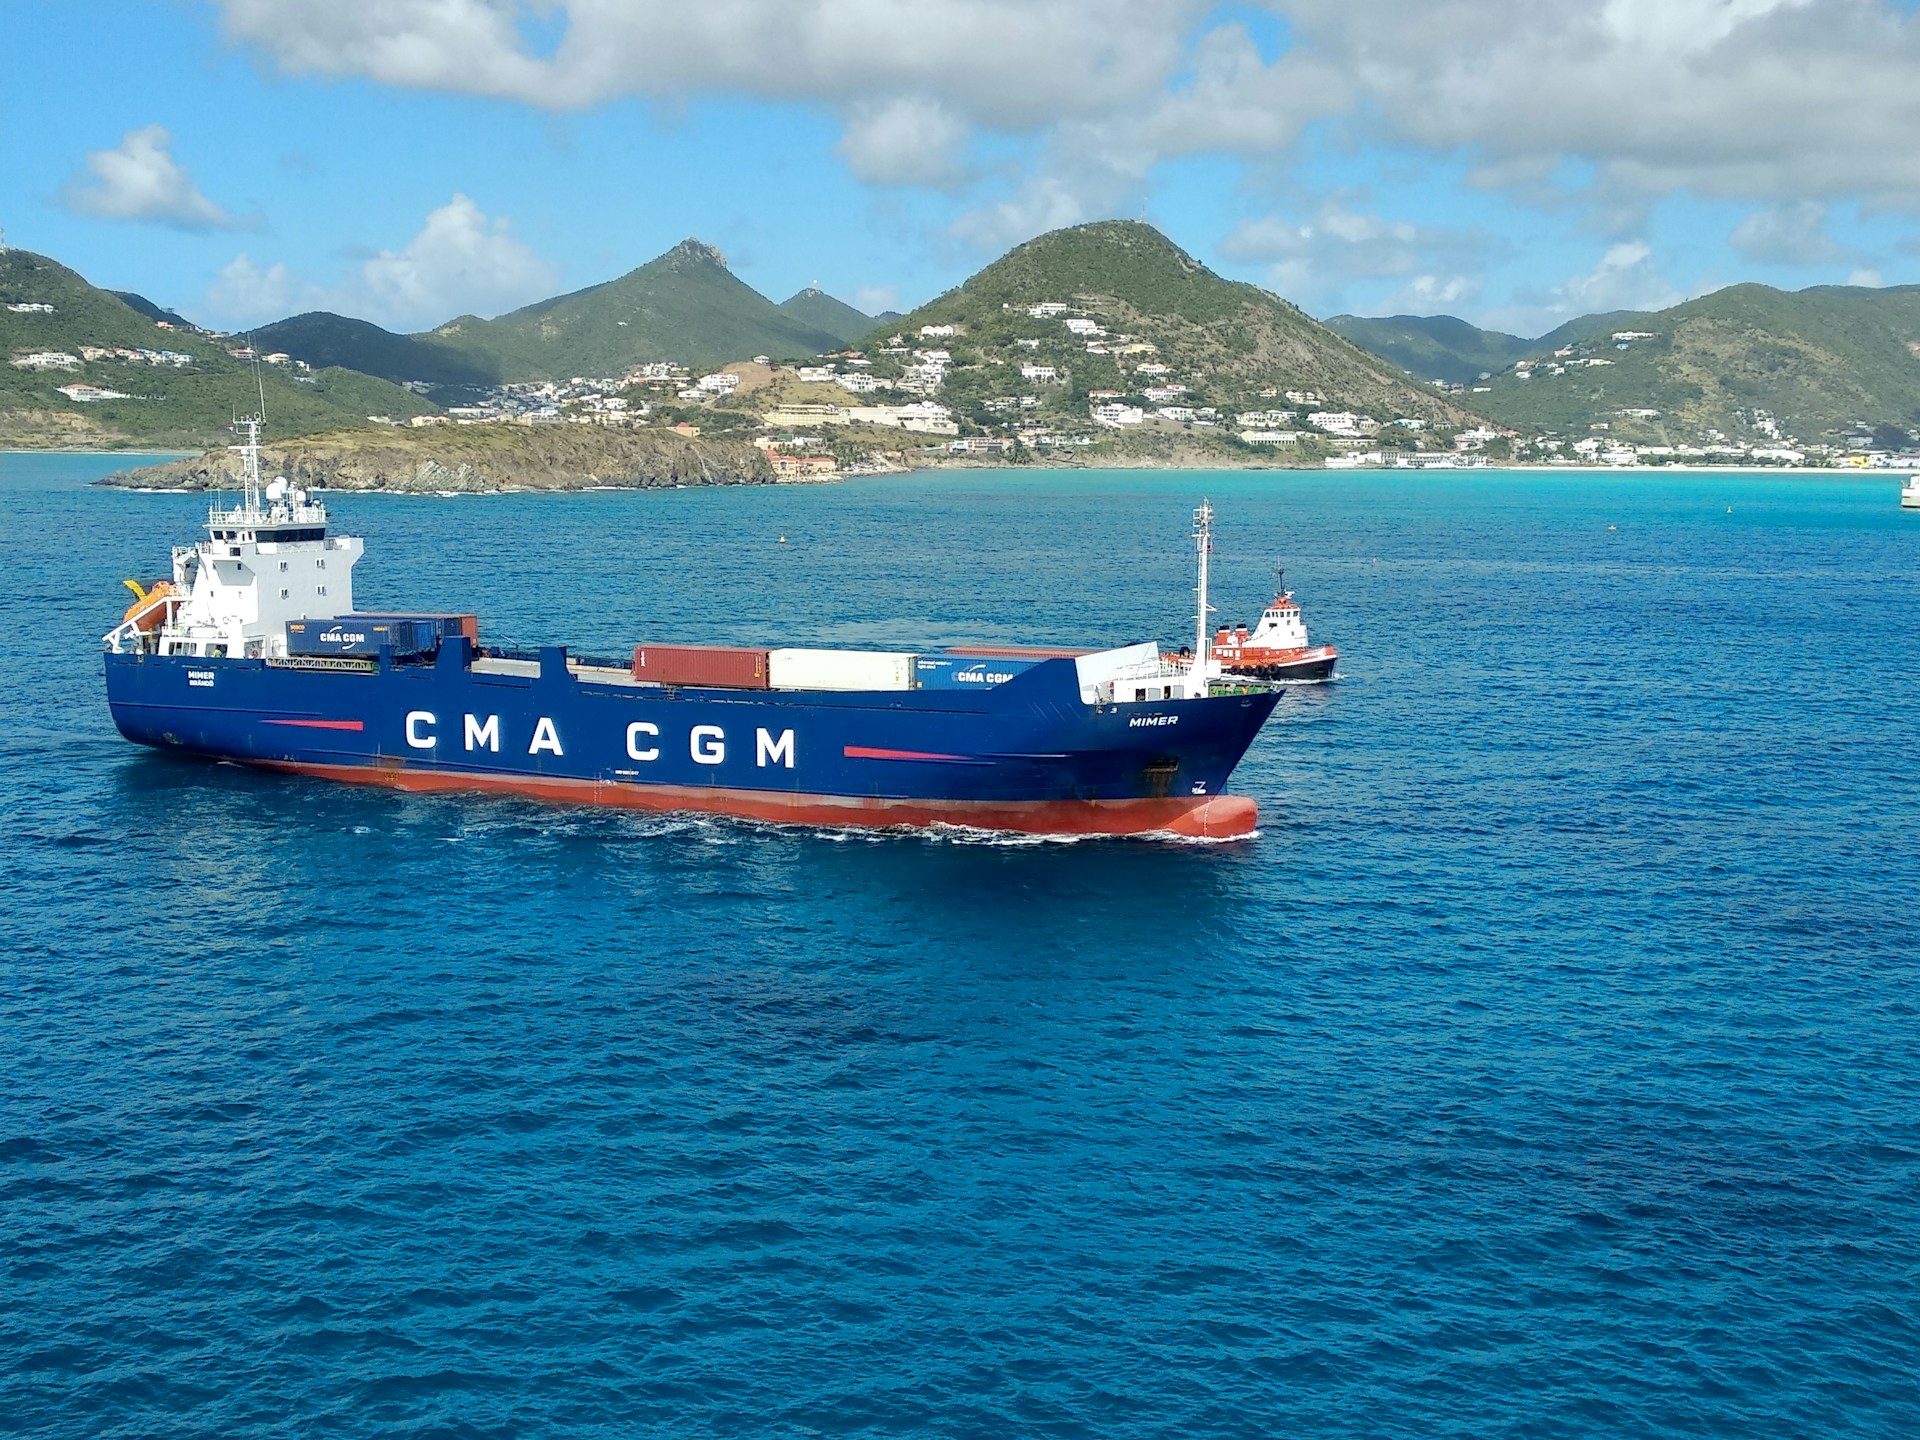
4;457;1918;1438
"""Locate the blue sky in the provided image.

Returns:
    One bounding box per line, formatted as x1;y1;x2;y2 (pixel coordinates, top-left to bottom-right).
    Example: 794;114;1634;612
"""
6;0;1920;339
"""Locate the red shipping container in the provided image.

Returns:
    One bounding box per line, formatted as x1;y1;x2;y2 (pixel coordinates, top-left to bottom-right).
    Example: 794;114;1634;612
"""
630;644;770;689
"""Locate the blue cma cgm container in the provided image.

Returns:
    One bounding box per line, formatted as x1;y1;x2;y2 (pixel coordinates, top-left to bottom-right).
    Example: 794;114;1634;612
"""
914;655;1042;690
285;615;438;657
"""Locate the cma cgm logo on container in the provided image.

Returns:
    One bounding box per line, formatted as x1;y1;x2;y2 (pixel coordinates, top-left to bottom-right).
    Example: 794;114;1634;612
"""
403;712;796;767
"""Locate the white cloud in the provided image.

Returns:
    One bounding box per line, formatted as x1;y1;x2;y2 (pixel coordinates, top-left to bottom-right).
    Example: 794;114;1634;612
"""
200;195;559;331
206;255;315;322
1219;204;1492;311
354;194;558;328
1729;201;1854;265
1846;267;1885;287
1261;0;1920;207
1486;241;1683;333
62;126;244;231
835;97;969;188
852;284;900;315
214;0;1203;117
1376;273;1482;315
207;0;1920;254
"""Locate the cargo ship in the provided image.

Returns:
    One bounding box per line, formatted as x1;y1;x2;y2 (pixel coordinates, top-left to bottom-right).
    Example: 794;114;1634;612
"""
1209;573;1338;683
102;422;1282;838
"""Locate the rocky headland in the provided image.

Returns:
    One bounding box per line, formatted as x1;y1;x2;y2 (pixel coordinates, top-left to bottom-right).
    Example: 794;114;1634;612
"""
97;424;776;493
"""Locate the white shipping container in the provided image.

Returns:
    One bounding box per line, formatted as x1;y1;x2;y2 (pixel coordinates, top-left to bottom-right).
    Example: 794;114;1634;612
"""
767;648;917;692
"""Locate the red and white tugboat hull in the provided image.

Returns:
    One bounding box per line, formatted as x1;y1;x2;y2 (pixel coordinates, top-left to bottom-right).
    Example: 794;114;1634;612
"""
1209;575;1339;684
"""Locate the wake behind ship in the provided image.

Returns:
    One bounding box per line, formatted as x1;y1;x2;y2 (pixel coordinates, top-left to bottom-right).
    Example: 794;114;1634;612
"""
103;423;1281;838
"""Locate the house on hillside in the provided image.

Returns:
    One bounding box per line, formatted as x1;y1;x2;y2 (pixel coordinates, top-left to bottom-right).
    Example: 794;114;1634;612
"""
12;351;80;370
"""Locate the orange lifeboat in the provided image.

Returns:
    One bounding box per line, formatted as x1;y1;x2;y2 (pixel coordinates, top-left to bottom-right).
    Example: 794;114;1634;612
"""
120;579;177;633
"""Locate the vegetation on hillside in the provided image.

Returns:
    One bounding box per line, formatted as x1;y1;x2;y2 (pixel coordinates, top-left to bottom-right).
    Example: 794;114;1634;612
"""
250;311;499;386
1324;314;1533;386
98;421;775;493
859;220;1477;440
423;241;844;380
778;287;874;345
0;249;434;448
1333;285;1920;446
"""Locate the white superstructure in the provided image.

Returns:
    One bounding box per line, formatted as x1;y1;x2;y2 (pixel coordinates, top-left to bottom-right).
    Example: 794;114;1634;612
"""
1903;475;1920;510
104;417;362;658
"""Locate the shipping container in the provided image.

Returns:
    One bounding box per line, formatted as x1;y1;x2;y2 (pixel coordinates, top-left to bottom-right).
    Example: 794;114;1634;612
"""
768;649;916;692
630;643;770;689
285;616;436;657
349;612;478;642
913;655;1039;690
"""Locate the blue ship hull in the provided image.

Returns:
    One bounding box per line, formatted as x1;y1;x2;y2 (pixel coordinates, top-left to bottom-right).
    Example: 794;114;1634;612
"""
103;639;1281;837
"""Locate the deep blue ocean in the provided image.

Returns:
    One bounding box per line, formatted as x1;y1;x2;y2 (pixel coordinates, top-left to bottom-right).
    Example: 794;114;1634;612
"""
5;453;1919;1438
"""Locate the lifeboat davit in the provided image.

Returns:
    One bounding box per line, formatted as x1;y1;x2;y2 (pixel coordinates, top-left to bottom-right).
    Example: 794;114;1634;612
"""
121;579;177;633
1211;580;1338;683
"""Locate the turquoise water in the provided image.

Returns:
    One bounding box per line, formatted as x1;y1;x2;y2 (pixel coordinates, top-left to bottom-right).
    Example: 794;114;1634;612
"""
6;455;1919;1437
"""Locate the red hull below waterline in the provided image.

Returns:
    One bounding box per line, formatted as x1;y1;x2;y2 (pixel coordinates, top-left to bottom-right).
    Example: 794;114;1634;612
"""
254;759;1262;839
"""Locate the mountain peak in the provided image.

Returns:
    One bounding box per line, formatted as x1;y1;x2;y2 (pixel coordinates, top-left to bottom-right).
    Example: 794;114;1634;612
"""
664;238;728;270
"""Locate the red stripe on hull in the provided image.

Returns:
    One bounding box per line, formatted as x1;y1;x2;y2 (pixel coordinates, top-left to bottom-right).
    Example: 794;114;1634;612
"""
261;718;367;731
250;760;1259;839
842;745;971;762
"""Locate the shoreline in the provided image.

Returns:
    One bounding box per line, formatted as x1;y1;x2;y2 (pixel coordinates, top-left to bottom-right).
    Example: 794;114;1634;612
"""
15;446;1906;492
1;447;195;457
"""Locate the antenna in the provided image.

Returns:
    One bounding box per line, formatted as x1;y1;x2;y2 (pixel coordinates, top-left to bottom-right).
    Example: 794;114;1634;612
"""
1191;499;1214;698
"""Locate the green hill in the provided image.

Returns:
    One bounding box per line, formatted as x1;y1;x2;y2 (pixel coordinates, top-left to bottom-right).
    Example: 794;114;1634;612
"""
249;311;498;386
424;240;843;379
0;249;434;449
778;287;874;345
1328;286;1920;445
1326;311;1647;386
109;291;193;328
865;220;1476;430
1461;285;1920;445
1325;314;1532;385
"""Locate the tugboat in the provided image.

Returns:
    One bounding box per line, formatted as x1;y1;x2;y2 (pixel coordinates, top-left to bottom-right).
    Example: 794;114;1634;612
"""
1210;571;1338;683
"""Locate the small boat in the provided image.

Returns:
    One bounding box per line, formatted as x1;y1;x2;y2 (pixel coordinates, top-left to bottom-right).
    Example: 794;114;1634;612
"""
1902;475;1920;509
1210;572;1338;683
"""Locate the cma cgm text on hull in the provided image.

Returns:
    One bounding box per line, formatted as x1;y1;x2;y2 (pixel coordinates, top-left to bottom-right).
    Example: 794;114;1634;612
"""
102;422;1284;838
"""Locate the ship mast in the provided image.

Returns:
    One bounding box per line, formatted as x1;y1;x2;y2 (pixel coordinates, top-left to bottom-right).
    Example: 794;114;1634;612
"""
233;414;263;512
1190;498;1213;698
232;355;269;513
